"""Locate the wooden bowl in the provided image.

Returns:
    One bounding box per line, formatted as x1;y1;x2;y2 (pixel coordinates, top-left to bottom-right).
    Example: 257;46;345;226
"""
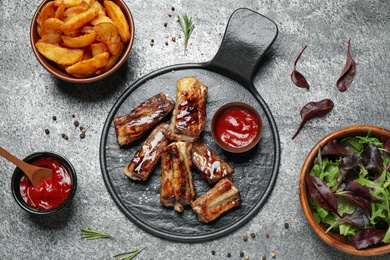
211;102;263;153
30;0;135;83
299;125;390;256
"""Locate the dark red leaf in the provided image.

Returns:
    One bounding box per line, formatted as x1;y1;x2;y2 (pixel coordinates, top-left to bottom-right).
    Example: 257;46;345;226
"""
350;180;377;201
332;153;359;192
305;174;341;218
291;45;310;89
335;192;372;212
351;228;386;249
321;139;354;156
326;207;371;233
292;99;334;140
337;38;356;92
382;135;390;153
361;143;383;173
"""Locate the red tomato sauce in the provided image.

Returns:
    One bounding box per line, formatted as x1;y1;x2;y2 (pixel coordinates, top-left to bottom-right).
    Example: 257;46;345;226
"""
19;158;72;210
216;108;259;149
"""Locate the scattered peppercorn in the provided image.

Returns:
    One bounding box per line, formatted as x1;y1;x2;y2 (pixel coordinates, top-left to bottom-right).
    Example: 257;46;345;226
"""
227;253;231;257
245;256;249;260
262;256;266;260
243;235;248;241
271;253;276;258
164;23;167;27
172;37;176;42
82;128;86;133
284;223;289;229
240;252;244;257
72;114;75;118
250;233;255;238
80;126;84;131
64;135;68;140
165;42;168;46
80;132;86;139
74;121;79;127
171;7;175;11
211;251;215;255
53;116;57;121
178;35;181;38
62;133;65;138
266;233;270;238
168;14;172;17
45;129;50;134
150;41;154;46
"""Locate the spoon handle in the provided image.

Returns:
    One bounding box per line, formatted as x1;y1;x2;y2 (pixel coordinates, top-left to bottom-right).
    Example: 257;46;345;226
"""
0;146;32;174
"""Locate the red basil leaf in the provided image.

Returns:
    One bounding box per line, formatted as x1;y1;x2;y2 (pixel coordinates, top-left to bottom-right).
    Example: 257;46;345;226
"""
305;175;340;218
360;143;383;173
292;99;334;140
351;228;386;249
337;38;356;92
291;45;310;89
335;192;372;212
332;153;359;192
321;139;354;156
350;180;378;201
326;207;371;233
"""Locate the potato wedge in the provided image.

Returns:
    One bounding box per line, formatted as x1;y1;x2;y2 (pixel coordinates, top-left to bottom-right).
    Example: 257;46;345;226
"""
37;1;55;35
61;6;99;32
90;42;108;56
93;22;122;55
54;1;66;20
35;41;84;65
54;0;91;8
66;52;109;75
62;1;90;23
40;18;64;44
89;0;106;16
90;14;114;26
82;47;92;60
62;31;97;48
95;42;125;75
104;0;130;42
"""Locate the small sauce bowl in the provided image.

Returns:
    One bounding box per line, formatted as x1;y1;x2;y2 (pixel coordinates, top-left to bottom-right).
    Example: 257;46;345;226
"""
211;102;263;153
11;152;77;215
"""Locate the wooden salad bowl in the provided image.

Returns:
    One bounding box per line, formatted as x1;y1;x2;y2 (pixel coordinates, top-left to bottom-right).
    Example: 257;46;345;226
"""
299;125;390;256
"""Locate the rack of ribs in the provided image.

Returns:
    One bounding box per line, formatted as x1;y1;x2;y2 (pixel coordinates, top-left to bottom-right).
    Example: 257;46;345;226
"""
124;123;170;181
191;178;242;223
160;141;195;212
191;140;234;184
166;77;208;142
114;93;175;146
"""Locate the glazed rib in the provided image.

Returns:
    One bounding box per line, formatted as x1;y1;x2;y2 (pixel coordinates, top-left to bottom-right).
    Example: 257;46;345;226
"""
191;140;234;184
191;178;242;223
166;77;208;142
123;123;170;181
160;142;195;212
114;93;175;146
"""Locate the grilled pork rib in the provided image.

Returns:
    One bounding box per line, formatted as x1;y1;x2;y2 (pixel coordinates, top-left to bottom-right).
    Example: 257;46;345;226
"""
124;123;170;181
166;77;208;142
114;93;175;146
160;142;195;212
191;178;242;223
191;140;234;184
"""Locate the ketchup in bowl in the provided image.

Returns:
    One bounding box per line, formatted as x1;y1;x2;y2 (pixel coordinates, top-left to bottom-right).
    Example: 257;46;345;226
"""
212;102;263;153
19;158;72;210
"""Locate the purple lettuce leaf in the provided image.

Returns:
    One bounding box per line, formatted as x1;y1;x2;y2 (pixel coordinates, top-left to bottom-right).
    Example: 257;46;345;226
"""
321;139;354;156
332;153;359;192
326;207;370;233
335;192;372;212
350;180;378;201
350;228;386;249
360;143;383;173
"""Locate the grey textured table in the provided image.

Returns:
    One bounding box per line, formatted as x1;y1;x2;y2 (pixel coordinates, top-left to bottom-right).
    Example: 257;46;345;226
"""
1;0;389;259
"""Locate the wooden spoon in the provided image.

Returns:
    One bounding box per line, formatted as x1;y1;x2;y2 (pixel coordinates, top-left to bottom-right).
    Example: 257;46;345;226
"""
0;146;53;187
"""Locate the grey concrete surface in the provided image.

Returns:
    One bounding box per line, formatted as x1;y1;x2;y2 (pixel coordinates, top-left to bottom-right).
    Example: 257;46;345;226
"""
1;0;390;259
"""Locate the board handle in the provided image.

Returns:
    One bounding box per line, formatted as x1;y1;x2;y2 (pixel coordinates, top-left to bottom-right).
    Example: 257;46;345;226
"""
205;8;278;88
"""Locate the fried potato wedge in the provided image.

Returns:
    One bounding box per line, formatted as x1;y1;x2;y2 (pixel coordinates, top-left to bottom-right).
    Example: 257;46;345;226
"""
95;42;125;75
90;14;114;26
104;0;130;42
93;22;122;55
62;2;89;23
40;18;64;44
37;1;55;35
54;1;66;20
82;47;92;60
60;6;99;32
90;42;108;56
54;0;91;8
66;52;109;75
35;41;84;65
89;0;106;16
62;31;97;48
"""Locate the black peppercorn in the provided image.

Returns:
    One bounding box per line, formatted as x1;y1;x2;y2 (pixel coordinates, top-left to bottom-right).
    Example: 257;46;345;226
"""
80;132;86;139
243;235;248;241
240;252;244;257
45;129;50;134
53;116;57;121
284;223;289;229
227;253;231;257
211;250;215;255
74;121;79;127
250;233;255;238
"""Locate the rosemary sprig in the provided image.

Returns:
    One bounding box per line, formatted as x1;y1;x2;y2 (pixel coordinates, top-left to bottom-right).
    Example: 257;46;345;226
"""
178;14;195;53
113;247;146;260
80;227;114;240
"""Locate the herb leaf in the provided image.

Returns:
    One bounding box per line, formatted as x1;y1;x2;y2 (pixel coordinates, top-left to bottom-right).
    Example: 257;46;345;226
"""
335;192;372;212
178;14;194;53
360;143;384;173
113;247;146;260
351;228;386;249
291;45;310;89
337;38;356;92
325;207;370;233
332;152;358;192
80;227;114;240
321;139;354;156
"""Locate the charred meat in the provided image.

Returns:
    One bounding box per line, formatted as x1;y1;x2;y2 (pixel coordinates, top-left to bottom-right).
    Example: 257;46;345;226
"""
114;93;175;146
191;178;242;223
166;77;208;142
160;141;195;212
124;123;170;181
191;140;234;184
